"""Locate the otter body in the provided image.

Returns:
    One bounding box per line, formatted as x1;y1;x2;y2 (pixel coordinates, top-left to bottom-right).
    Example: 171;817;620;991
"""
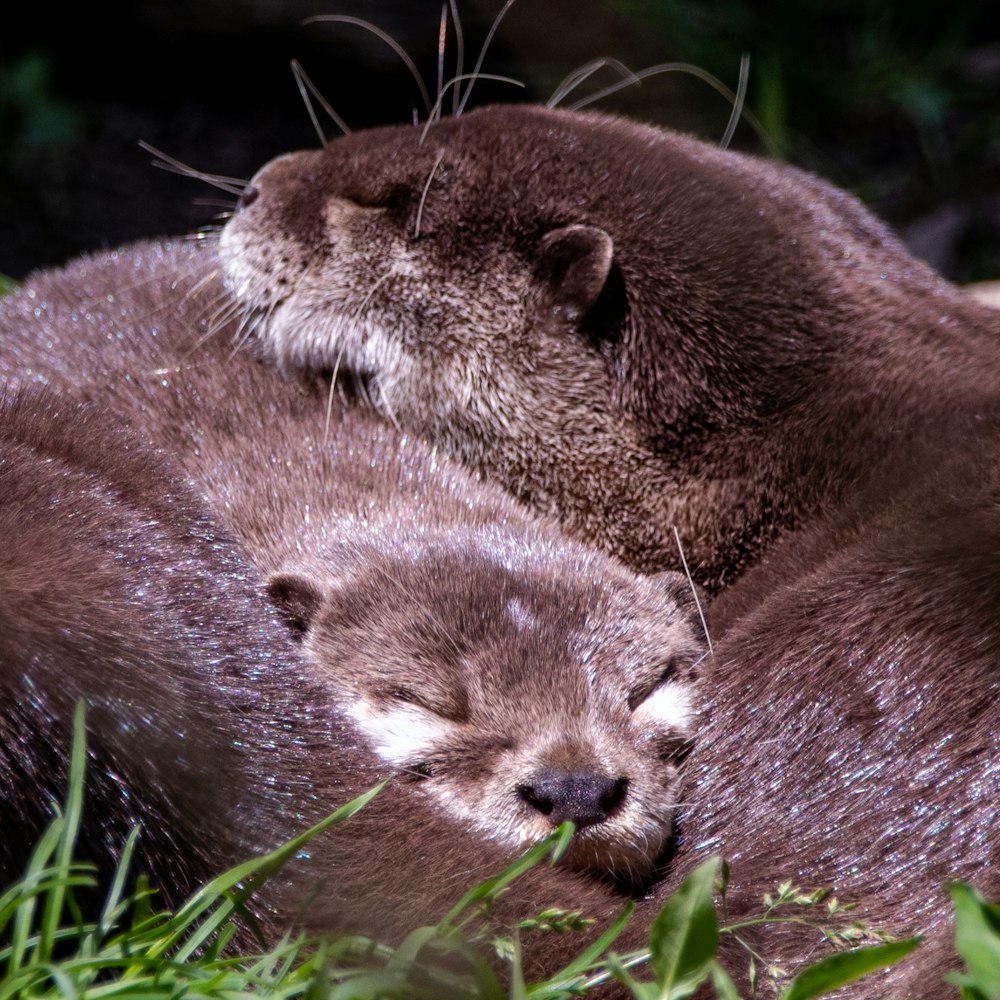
216;105;1000;994
0;241;706;945
0;385;316;900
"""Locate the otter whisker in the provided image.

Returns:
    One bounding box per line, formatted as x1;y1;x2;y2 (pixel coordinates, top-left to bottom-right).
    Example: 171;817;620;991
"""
719;53;750;151
566;61;768;148
180;264;225;305
291;59;328;146
202;293;244;340
180;296;244;367
233;297;276;356
672;525;713;656
323;336;351;446
455;0;518;115
371;374;403;432
413;150;445;239
290;58;351;142
322;365;340;447
138;141;246;197
355;271;393;314
304;16;432;118
436;5;448;122
547;57;641;109
447;0;464;116
420;74;525;144
226;308;255;356
190;196;237;209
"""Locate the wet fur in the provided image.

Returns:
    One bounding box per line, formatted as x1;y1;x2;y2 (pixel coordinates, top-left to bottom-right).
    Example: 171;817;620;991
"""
216;104;1000;995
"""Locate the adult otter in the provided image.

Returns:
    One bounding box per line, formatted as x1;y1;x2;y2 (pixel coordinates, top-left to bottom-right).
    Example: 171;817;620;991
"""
0;240;706;932
217;105;1000;994
220;103;1000;594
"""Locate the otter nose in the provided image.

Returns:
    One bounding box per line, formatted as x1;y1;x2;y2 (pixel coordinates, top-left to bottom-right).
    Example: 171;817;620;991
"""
518;771;628;829
236;183;259;211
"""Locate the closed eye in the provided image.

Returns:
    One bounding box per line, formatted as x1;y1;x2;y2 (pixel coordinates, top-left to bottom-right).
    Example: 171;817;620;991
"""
627;657;678;712
379;685;469;723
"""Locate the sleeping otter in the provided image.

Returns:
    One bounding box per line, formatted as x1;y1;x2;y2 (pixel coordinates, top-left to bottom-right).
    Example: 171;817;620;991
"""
216;104;1000;994
219;104;1000;594
0;239;706;931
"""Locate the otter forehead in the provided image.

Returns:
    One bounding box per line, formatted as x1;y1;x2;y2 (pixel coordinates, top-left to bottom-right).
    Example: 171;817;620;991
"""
224;105;733;255
305;524;703;701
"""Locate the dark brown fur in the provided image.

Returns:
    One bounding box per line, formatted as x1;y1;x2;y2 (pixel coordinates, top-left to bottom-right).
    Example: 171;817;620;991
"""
0;385;300;899
0;241;709;966
214;104;1000;995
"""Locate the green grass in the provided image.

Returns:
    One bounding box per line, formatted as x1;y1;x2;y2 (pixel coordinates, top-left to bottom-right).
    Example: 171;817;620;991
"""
2;705;995;999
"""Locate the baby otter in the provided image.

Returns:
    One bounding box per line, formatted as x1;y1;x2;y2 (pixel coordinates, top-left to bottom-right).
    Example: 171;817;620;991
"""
0;239;707;891
219;103;1000;594
0;381;634;958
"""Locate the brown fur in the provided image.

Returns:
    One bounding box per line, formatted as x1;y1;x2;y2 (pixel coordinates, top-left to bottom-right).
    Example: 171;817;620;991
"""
214;104;1000;994
0;241;708;962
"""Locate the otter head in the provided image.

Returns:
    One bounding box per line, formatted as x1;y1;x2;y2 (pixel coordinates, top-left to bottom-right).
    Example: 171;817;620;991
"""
220;104;863;587
266;527;707;890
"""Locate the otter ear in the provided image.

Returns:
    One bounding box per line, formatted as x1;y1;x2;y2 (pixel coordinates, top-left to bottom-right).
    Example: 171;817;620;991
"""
267;573;324;638
538;225;613;323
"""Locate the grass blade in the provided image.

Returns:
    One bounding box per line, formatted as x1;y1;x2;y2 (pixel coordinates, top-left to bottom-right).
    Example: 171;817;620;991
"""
648;857;719;998
780;938;922;1000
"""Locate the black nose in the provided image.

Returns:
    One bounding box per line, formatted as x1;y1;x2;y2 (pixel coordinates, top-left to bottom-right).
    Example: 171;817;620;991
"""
517;771;628;829
236;184;259;210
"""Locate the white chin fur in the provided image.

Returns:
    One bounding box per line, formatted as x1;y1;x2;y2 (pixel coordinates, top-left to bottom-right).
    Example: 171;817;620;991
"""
633;680;695;735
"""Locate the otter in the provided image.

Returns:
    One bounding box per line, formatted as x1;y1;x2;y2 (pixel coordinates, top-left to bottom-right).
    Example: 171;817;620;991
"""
0;240;706;927
214;104;1000;994
0;379;624;953
219;103;1000;594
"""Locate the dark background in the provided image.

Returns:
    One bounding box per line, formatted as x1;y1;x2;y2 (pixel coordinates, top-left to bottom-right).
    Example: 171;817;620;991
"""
2;0;998;282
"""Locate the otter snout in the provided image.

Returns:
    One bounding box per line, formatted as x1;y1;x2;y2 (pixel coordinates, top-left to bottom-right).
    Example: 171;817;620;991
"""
517;771;629;830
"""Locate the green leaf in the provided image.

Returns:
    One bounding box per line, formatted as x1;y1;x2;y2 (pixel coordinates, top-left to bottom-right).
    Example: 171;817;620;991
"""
607;951;659;1000
36;702;87;962
710;960;741;1000
437;824;574;933
553;901;635;981
948;881;1000;997
0;275;17;297
648;857;719;998
780;937;922;1000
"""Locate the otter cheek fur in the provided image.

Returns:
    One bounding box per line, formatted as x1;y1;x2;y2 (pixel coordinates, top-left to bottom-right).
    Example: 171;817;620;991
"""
270;540;705;890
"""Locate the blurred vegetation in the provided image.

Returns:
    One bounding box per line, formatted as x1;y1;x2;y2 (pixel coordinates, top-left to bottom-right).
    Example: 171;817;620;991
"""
617;0;1000;281
0;50;83;163
1;0;998;280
